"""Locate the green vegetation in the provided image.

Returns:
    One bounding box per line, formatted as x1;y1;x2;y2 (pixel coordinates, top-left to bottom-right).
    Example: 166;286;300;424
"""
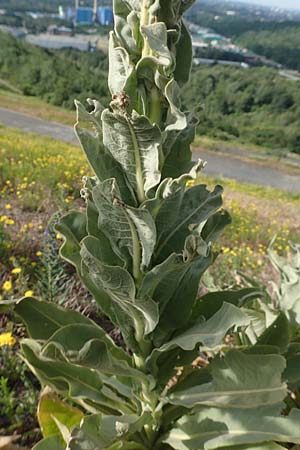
184;65;300;154
0;31;109;109
186;2;300;70
2;0;300;448
0;123;299;446
0;343;40;445
1;31;300;154
0;88;74;124
237;27;300;71
0;0;73;13
0;0;111;13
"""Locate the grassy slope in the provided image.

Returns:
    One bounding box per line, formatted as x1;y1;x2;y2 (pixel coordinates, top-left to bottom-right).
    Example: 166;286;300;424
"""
0;88;74;125
1;87;300;176
0;126;299;290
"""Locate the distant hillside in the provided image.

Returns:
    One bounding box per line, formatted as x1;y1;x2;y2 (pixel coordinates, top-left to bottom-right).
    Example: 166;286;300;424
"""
0;30;299;154
0;0;72;13
183;65;300;154
0;31;109;109
0;0;112;13
237;28;300;71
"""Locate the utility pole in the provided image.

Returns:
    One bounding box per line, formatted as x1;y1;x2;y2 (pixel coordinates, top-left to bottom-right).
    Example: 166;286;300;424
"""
93;0;98;22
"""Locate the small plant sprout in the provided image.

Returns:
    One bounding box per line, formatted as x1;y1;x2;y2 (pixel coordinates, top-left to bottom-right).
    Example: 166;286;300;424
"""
3;1;300;449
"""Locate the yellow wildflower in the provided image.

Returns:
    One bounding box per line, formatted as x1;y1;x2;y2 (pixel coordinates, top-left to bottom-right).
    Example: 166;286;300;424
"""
36;251;42;257
5;204;11;209
11;268;21;274
24;290;34;297
186;180;195;188
2;280;12;292
0;332;16;347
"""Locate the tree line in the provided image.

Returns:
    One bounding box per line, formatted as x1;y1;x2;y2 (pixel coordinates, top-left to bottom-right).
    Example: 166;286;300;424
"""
0;31;299;154
183;65;300;154
237;28;300;71
0;31;110;108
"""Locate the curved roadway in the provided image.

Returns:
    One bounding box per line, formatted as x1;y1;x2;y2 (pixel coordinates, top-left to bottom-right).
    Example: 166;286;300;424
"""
0;106;299;193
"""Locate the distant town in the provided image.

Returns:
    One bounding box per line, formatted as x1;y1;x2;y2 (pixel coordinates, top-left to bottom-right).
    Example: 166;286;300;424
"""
0;0;299;75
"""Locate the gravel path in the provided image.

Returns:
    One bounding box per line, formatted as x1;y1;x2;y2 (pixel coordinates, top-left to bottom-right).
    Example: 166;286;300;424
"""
0;106;299;193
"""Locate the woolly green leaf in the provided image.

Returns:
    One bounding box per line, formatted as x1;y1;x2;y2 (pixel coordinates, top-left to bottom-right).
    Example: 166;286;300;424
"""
108;32;137;103
74;100;135;205
168;350;287;409
269;240;300;325
42;323;152;386
191;288;265;321
284;343;300;387
141;22;173;68
217;444;286;450
164;79;187;133
21;339;131;415
156;248;213;334
81;236;159;336
55;208;119;324
32;435;65;450
37;389;83;439
102;109;161;201
255;313;290;353
154;184;224;262
147;303;249;376
164;408;300;449
201;209;232;244
0;298;18;313
55;211;87;268
92;179;156;272
139;241;212;336
166;303;249;351
174;21;193;87
68;413;151;450
15;297;93;340
162;113;198;178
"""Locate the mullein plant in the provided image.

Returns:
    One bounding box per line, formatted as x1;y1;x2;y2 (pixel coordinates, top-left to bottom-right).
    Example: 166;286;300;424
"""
4;0;300;449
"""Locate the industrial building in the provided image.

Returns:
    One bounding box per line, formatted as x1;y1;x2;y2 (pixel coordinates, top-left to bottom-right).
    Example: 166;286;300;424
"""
76;7;94;24
97;7;113;25
74;1;113;25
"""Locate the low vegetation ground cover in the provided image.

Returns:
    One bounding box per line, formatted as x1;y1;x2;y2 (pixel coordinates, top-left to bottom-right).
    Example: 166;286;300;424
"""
1;126;299;299
0;126;299;445
1;30;300;154
0;117;299;450
0;87;74;125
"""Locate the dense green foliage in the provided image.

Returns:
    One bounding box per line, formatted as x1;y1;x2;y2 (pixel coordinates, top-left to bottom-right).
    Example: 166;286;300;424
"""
4;0;300;449
184;65;300;154
237;27;300;71
0;0;74;13
186;3;300;70
0;0;112;13
0;31;109;108
1;30;300;154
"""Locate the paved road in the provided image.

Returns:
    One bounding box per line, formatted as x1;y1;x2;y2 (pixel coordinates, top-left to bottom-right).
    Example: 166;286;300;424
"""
199;151;300;193
0;107;299;193
0;107;78;144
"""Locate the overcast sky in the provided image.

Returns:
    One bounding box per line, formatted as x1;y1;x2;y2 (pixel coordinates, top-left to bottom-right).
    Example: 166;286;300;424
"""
235;0;300;10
